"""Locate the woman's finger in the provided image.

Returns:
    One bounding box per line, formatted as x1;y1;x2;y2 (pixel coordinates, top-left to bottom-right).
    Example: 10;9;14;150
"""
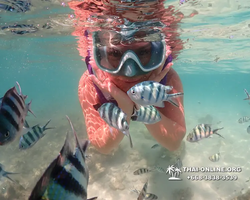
153;62;173;82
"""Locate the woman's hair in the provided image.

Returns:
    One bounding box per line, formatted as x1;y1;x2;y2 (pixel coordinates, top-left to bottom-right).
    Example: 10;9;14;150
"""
68;0;185;61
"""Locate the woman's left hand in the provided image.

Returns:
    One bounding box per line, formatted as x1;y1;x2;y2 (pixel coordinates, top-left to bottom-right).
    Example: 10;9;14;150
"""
89;75;135;117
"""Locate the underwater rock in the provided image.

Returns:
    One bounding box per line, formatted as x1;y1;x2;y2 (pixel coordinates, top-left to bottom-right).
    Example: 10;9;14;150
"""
172;187;194;200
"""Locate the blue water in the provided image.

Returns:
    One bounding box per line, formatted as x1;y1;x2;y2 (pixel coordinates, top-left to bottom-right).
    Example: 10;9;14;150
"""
0;0;250;199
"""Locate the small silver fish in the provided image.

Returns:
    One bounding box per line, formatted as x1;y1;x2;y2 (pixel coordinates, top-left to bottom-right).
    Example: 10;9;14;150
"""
28;116;97;200
0;82;35;145
133;168;152;175
131;105;161;124
127;81;183;108
238;116;250;124
0;163;19;182
93;102;133;148
153;166;165;173
19;120;53;150
209;153;220;162
132;188;158;200
247;125;250;134
151;144;160;149
186;124;224;142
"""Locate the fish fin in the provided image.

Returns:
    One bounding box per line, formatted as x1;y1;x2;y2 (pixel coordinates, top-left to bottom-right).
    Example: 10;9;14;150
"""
124;130;133;148
93;103;102;111
213;127;225;139
4;174;16;183
138;180;148;199
87;197;98;200
244;89;250;98
27;100;36;117
24;120;30;128
154;101;165;108
15;81;23;96
42;119;54;131
66;115;90;157
168;98;179;107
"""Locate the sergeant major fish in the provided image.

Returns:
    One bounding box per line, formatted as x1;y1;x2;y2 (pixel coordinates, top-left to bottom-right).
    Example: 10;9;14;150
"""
0;82;35;145
93;102;133;148
209;153;220;162
137;181;158;200
132;188;158;200
28;116;97;200
238;116;250;124
0;163;19;182
186;124;224;142
127;81;183;108
131;105;161;124
19;120;53;150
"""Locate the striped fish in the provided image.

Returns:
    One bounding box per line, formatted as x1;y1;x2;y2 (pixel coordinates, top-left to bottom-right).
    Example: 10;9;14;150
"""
0;163;19;182
131;105;161;124
19;120;53;150
93;102;133;148
127;81;183;108
209;153;220;162
238;116;250;124
132;188;158;200
0;82;35;145
133;168;152;175
244;89;250;101
138;181;148;200
1;24;38;35
186;124;224;142
28;116;97;200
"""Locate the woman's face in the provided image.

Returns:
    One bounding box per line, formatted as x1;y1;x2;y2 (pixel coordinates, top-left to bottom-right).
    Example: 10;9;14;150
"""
92;31;167;92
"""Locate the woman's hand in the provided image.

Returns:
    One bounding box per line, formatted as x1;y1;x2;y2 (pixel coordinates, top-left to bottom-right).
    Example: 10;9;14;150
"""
89;75;135;118
148;62;173;82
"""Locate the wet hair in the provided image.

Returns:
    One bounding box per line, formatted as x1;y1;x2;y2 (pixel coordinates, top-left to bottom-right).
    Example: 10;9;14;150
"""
68;0;186;61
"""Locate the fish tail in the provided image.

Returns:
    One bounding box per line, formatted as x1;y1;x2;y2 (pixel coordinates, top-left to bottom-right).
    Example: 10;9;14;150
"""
166;92;184;107
27;100;36;117
213;127;225;139
43;119;54;131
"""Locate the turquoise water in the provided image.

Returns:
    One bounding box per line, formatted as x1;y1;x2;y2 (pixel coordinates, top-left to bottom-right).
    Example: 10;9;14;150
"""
0;0;250;199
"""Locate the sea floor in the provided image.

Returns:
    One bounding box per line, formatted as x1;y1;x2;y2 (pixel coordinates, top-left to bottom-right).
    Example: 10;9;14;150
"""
0;99;250;200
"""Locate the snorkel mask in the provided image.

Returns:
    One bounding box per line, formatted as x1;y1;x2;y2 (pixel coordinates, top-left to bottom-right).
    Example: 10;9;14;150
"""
92;29;166;77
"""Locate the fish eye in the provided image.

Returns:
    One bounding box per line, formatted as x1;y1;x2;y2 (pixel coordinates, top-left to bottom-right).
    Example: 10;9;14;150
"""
5;131;9;137
131;89;135;94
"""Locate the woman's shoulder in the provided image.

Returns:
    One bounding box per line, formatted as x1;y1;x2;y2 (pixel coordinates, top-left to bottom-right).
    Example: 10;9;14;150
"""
166;68;183;92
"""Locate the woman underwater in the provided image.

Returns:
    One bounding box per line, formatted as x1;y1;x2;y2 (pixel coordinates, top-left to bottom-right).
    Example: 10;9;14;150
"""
69;0;189;154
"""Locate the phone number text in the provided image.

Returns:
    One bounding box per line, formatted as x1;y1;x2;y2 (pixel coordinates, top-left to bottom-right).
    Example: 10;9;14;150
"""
187;175;238;181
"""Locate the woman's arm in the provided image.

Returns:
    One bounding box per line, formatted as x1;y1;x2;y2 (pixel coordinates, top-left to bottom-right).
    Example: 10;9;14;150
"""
144;68;186;151
78;72;125;154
